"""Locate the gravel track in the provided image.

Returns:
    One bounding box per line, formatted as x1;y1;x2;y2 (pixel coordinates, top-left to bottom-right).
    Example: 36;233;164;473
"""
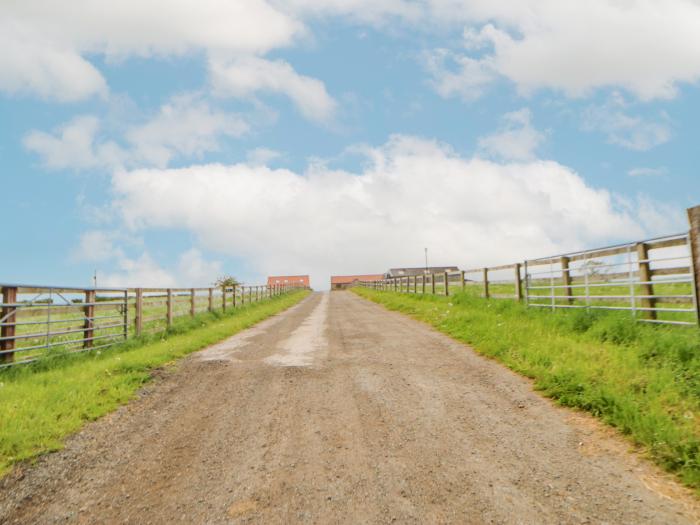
1;291;698;524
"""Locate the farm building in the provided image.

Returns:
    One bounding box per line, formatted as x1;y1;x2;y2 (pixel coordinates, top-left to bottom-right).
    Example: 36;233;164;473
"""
384;266;459;278
267;275;310;288
330;274;384;290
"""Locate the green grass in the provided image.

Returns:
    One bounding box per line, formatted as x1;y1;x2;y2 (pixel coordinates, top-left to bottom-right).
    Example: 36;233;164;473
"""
0;289;309;477
353;287;700;492
9;289;271;362
391;279;696;323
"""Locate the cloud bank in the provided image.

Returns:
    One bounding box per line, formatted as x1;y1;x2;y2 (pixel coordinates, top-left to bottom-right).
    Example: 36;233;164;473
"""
4;1;700;105
106;135;667;288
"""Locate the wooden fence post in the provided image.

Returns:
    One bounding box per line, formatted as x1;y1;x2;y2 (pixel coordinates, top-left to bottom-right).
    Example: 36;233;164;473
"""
483;268;490;299
190;288;196;317
208;288;213;312
431;274;436;295
250;286;253;304
167;289;173;327
135;288;143;336
83;289;96;349
561;256;573;305
422;275;426;294
0;286;17;364
636;243;656;320
514;263;522;300
414;275;418;294
461;271;466;292
444;271;450;296
222;287;227;312
687;205;700;323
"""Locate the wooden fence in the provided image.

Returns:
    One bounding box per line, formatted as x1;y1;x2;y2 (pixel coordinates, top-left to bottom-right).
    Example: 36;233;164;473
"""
359;205;700;327
0;282;305;367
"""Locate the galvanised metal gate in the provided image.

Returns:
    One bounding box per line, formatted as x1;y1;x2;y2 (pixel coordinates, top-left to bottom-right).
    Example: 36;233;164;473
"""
524;233;698;326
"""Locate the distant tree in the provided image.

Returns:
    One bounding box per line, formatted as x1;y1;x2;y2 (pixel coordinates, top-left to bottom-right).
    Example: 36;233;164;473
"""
214;275;240;290
581;260;606;278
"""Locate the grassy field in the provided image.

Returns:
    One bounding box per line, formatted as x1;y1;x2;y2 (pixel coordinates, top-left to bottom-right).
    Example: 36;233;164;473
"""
353;287;700;492
0;289;309;477
390;279;696;324
5;288;273;364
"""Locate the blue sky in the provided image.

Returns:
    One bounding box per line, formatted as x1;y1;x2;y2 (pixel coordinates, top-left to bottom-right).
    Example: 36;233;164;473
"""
1;1;699;289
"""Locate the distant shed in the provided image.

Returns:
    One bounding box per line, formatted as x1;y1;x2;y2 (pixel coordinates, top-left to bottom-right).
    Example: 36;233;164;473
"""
267;275;310;288
385;266;459;278
330;274;384;290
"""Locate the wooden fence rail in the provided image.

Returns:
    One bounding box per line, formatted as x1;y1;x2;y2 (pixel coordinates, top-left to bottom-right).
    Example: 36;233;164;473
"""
0;281;306;367
359;205;700;327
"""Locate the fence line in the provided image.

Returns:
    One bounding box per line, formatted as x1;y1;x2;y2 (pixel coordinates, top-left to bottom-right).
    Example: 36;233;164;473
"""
0;282;306;367
359;205;700;327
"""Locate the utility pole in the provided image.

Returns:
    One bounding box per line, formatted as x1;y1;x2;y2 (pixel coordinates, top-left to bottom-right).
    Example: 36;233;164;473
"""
424;248;428;272
93;269;97;289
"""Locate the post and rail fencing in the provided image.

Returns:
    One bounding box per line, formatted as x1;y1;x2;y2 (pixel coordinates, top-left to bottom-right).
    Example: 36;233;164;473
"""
0;281;305;367
359;205;700;327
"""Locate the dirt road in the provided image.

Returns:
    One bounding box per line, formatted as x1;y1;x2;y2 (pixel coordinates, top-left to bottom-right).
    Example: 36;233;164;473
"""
1;291;698;524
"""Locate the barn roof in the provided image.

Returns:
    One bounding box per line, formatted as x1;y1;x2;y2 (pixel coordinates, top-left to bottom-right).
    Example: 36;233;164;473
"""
387;266;459;276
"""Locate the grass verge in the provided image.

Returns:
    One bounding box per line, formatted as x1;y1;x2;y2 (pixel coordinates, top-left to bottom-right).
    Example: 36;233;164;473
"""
353;287;700;492
0;289;309;477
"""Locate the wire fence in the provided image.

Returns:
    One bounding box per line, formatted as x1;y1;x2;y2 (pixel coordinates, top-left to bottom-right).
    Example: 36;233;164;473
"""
358;206;700;328
0;282;305;367
524;233;697;326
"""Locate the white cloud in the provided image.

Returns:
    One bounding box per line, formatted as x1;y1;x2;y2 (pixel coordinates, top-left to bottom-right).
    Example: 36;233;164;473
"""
76;236;222;287
628;167;668;178
74;230;125;262
99;253;177;288
0;1;302;100
23;116;125;170
108;134;659;289
582;97;672;151
125;94;248;168
477;108;544;161
423;49;494;102
177;249;223;285
246;147;283;166
633;195;686;236
423;0;700;101
4;1;700;105
0;23;108;101
24;95;247;170
278;0;423;25
210;57;337;123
